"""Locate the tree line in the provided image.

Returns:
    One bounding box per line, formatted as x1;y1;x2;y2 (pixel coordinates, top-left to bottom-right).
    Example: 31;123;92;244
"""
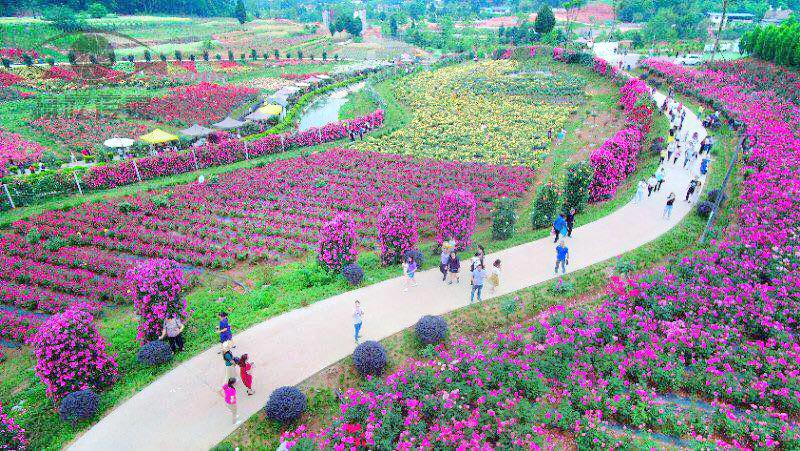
741;19;800;67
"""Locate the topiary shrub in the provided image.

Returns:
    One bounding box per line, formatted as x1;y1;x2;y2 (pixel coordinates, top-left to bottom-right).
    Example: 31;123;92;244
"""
436;189;477;251
562;161;594;214
136;340;174;366
58;389;99;424
403;249;424;269
317;214;358;272
530;180;561;229
127;259;188;344
377;201;419;265
264;386;306;423
352;341;387;377
491;197;518;240
415;315;448;345
705;188;728;205
341;263;364;286
31;307;118;401
696;200;714;218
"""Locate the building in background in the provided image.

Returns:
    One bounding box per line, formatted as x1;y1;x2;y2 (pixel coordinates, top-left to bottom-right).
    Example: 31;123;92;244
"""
762;6;792;25
706;12;755;28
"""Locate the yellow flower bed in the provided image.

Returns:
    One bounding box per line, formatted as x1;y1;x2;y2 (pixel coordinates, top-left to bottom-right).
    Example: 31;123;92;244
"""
356;60;579;168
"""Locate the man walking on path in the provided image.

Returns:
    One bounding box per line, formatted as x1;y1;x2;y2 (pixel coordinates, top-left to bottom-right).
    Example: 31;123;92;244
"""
635;180;647;203
565;208;576;237
215;311;234;353
470;263;486;303
647;175;658;197
655;167;665;191
553;214;568;242
685;177;700;202
439;248;449;282
353;300;364;344
555;241;569;275
664;193;676;219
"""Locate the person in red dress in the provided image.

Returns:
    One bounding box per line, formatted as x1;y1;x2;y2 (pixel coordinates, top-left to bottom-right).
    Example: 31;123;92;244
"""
238;354;254;396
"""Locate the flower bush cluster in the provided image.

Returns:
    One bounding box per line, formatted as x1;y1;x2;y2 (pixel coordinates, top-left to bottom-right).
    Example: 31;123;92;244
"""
0;71;23;87
376;201;419;266
414;315;448;345
317;214;358;272
136;340;174;366
126;259;188;344
0;128;45;176
31;110;149;156
0;402;27;450
562;160;594;213
124;82;258;125
265;387;307;424
436;189;477;251
58;389;100;424
530;180;561;228
30;306;118;401
352;341;387;377
586;127;644;202
284;56;800;451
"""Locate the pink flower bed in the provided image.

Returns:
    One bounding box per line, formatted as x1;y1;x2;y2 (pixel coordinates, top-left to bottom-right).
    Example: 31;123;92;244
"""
124;82;258;125
0;129;45;176
30;111;149;156
0;71;22;87
0;47;38;62
81;110;385;190
127;259;189;344
42;66;79;81
317;214;358;272
0;402;27;450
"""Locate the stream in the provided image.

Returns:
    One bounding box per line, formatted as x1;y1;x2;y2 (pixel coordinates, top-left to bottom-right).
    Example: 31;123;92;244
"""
297;82;366;131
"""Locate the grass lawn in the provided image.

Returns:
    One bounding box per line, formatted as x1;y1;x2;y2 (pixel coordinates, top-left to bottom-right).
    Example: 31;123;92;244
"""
0;61;680;449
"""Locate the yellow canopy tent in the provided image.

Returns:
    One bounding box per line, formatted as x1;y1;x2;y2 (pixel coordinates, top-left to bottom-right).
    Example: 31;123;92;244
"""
140;128;179;144
259;104;283;116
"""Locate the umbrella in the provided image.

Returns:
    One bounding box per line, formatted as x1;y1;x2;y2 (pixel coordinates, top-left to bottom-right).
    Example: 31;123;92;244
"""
140;129;179;144
103;137;134;148
179;123;214;138
212;117;247;130
317;74;331;80
295;82;310;88
305;77;321;84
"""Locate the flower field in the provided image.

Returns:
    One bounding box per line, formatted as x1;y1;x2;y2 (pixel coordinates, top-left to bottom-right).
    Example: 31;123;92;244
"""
355;60;580;168
124;82;259;125
30;111;150;156
0;129;45;176
0;148;532;343
279;58;800;449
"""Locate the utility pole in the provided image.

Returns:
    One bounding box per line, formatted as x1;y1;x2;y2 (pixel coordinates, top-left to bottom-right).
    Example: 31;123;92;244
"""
710;0;728;62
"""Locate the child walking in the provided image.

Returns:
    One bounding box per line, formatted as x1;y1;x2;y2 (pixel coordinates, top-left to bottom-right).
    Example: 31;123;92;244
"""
353;300;364;344
402;256;418;291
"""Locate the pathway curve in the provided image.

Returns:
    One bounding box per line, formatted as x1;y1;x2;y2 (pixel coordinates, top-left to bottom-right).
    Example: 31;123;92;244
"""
69;65;708;451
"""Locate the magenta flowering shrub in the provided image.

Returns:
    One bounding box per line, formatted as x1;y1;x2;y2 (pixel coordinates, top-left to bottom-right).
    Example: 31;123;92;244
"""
376;201;419;265
127;259;188;344
436;189;477;251
317;214;358;272
0;403;27;450
586;127;643;202
30;306;118;401
0;128;45;177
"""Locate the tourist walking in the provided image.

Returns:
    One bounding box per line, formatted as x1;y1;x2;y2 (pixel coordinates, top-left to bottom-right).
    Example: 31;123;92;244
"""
635;180;646;203
238;354;254;396
159;313;185;353
447;251;460;284
565;208;576;237
672;146;682;166
215;311;234;353
470;263;486;303
554;241;569;275
219;378;240;425
655;167;665;191
647;175;658;197
553;213;568;242
439;248;449;282
685;177;700;202
488;259;501;293
222;343;238;381
659;146;668;165
353;300;364;344
690;179;703;203
402;256;417;291
664;193;676;219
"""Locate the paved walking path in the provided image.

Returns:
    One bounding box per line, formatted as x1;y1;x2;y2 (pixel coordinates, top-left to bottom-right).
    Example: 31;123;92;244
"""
70;67;708;451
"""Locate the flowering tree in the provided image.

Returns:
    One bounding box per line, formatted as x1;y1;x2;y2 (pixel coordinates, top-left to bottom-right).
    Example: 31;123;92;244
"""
0;403;26;450
376;201;419;265
30;307;118;401
436;189;477;251
317;214;358;272
127;259;188;344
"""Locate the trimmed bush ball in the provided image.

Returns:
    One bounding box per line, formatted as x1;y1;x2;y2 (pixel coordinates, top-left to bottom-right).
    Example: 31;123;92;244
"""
136;340;174;366
403;249;424;268
696;200;714;218
264;386;306;423
415;315;448;345
353;340;387;376
706;189;728;205
341;263;364;286
58;389;99;424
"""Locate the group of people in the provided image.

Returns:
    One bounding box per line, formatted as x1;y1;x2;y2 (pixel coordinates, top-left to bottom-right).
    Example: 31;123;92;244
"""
215;311;254;425
434;239;502;304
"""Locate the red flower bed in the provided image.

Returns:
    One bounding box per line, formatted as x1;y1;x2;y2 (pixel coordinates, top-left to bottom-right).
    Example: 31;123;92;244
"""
0;71;22;87
30;111;149;156
124;82;258;125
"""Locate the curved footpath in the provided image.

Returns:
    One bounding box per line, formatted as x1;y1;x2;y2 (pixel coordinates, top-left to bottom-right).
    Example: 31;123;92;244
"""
70;67;708;451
